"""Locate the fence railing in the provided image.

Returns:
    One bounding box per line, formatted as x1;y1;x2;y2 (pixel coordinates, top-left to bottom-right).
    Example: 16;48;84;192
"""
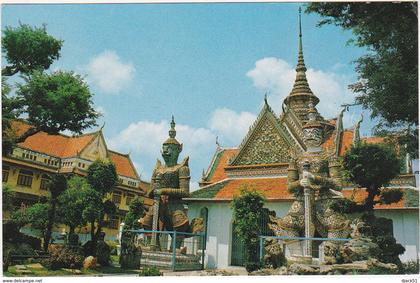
128;229;205;271
259;235;350;265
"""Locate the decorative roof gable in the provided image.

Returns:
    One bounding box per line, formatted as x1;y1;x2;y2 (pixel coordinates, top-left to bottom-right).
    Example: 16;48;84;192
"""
230;99;295;166
79;129;108;161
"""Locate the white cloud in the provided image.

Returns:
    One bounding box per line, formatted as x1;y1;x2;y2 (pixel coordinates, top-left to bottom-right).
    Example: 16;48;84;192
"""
208;108;256;147
246;57;354;120
108;119;216;182
85;50;135;94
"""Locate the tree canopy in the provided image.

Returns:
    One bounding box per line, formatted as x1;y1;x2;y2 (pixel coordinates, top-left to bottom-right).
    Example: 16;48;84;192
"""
123;196;145;230
231;187;265;272
2;23;63;76
16;71;99;139
1;23;99;154
306;2;418;154
342;142;401;211
87;160;119;196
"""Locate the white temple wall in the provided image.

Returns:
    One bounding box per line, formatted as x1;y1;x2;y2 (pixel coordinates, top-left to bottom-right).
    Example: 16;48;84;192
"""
187;200;293;269
375;209;419;263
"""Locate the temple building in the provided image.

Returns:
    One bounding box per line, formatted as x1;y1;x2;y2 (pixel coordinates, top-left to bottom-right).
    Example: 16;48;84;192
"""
185;16;419;268
2;120;151;239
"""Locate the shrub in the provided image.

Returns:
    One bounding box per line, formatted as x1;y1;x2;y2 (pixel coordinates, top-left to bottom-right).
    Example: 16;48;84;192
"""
43;246;84;270
105;240;118;256
96;241;111;266
401;261;419;274
231;188;265;272
139;266;162;276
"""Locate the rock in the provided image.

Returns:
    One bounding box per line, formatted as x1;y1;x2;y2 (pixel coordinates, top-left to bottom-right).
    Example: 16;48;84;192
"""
277;266;289;275
16;269;32;275
26;263;44;269
83;256;97;269
319;265;334;274
340;238;379;263
15;265;27;270
367;258;398;273
176;247;187;255
289;263;319;275
63;268;83;274
331;262;369;272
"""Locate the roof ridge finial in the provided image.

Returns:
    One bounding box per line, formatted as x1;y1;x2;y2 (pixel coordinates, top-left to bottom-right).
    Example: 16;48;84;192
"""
169;115;176;138
264;92;268;105
297;6;306;73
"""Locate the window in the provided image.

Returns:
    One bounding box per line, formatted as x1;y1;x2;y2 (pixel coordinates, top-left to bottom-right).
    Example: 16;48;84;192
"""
126;193;134;205
108;215;120;229
128;181;137;187
17;169;33;187
2;166;10;183
112;191;122;204
40;174;51;190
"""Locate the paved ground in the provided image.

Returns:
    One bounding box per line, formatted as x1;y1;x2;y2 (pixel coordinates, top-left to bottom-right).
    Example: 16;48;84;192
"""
162;266;248;276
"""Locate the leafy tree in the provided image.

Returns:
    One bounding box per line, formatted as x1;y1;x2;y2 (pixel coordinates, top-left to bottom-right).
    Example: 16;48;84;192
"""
43;175;67;251
2;23;63;76
231;188;265;273
87;159;119;195
123;196;145;230
2;185;15;212
1;23;99;154
306;2;418;155
86;159;119;251
57;176;91;234
14;71;99;143
342;142;401;211
25;203;50;245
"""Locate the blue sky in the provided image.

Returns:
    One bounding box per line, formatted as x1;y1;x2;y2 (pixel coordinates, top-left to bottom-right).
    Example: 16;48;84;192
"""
3;3;402;189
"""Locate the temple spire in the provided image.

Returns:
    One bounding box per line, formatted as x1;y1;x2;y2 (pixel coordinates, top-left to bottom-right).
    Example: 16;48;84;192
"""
297;7;306;73
283;7;320;121
169;115;176;138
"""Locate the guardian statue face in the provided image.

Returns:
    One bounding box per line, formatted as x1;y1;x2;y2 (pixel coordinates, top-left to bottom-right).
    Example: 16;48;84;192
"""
161;144;181;167
303;127;323;148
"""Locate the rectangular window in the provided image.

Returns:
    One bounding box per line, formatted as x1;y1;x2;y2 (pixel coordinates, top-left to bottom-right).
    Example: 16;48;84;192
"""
40;175;51;190
17;170;33;187
112;191;122;204
2;166;10;183
126;193;134;206
108;215;119;229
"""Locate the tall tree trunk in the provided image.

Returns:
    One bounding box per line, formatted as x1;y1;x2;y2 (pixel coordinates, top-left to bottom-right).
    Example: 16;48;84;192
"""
43;201;56;252
364;186;377;213
94;211;104;240
90;221;96;255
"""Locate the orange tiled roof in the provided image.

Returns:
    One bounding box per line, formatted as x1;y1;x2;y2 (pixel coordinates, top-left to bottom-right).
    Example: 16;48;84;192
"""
13;120;96;158
108;150;138;179
192;177;411;210
322;130;354;156
214;177;291;200
208;149;238;183
10;120;141;180
342;188;405;209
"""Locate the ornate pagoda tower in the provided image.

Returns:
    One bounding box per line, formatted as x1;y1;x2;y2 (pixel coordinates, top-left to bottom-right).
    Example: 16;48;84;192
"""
283;7;320;123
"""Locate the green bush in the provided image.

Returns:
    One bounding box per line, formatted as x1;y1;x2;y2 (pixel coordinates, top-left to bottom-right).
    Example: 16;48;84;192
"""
245;262;260;273
96;241;111;266
139;266;162;276
401;261;419;274
42;246;84;270
105;240;118;256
